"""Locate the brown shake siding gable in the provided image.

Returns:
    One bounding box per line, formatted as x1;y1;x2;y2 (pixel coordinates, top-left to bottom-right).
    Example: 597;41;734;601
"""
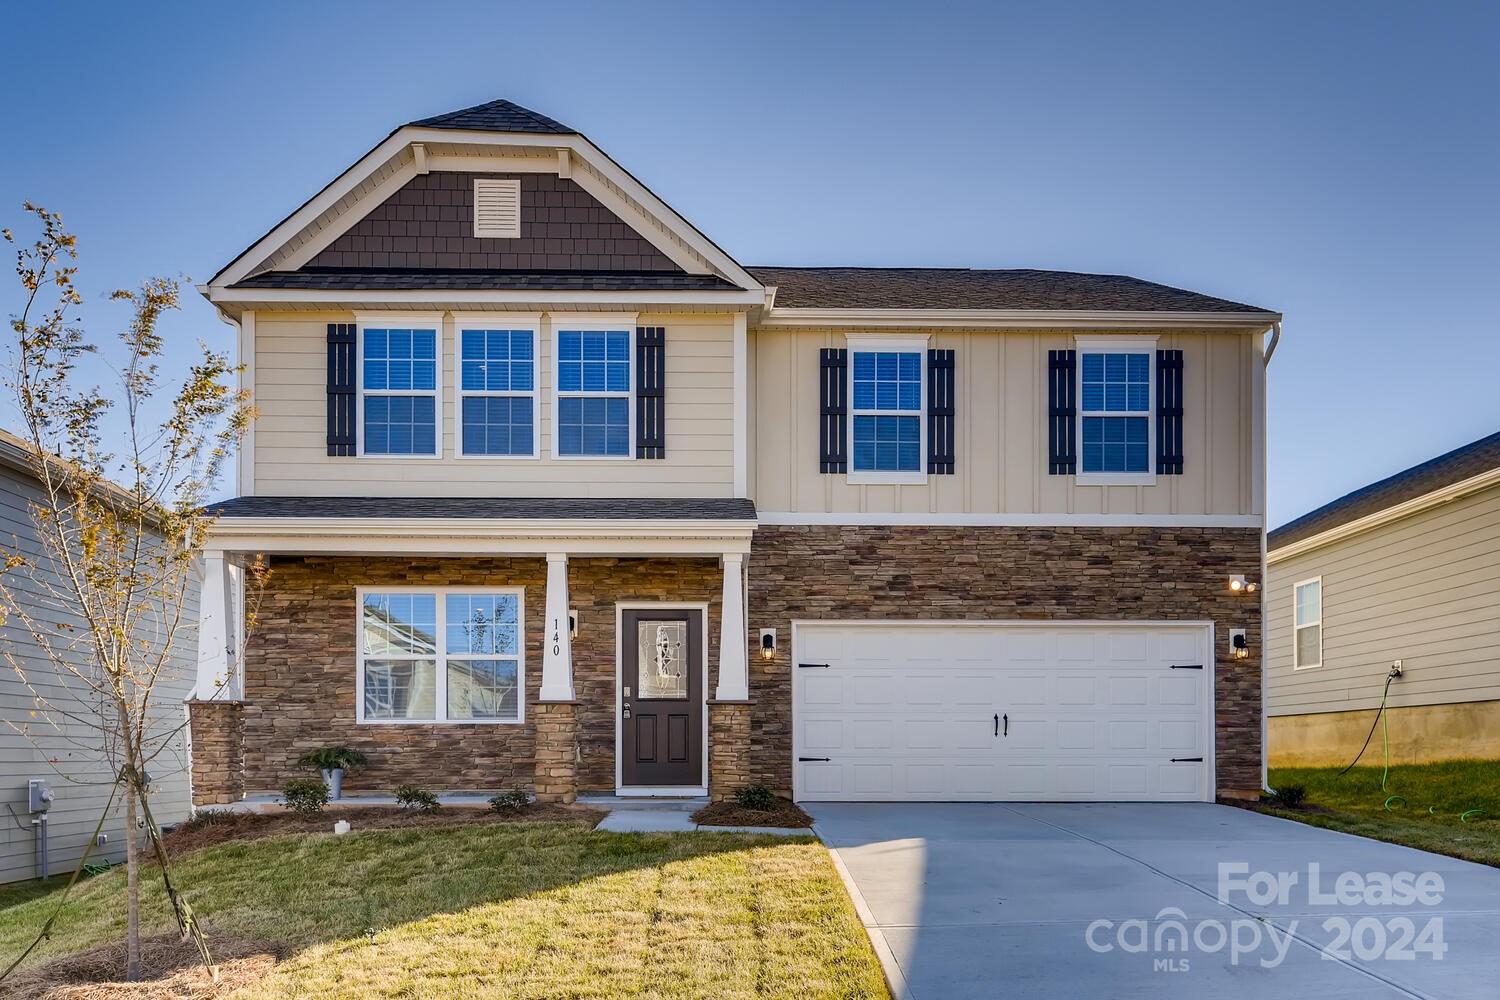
305;172;683;273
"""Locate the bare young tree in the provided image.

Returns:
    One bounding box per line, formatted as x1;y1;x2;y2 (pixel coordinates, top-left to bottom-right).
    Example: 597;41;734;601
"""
0;204;257;982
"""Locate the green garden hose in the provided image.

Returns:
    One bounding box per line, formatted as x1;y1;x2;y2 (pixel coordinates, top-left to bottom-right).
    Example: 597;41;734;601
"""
1337;671;1485;822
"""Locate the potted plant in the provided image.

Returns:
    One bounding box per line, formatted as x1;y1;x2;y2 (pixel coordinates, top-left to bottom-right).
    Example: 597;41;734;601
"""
297;746;368;800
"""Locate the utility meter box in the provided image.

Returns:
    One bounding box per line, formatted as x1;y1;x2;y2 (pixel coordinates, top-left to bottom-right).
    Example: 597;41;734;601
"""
28;778;53;813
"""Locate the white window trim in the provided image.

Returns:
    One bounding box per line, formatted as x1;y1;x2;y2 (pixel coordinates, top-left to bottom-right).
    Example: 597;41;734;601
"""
549;314;638;461
452;313;541;460
1293;576;1323;670
1074;335;1158;487
845;334;930;486
355;585;526;726
355;313;445;460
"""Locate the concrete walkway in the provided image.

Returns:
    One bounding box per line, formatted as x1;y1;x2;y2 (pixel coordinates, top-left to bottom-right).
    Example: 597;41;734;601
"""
587;796;809;835
811;802;1500;1000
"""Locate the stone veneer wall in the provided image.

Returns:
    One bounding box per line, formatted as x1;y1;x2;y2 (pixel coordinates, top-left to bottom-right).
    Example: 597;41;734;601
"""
747;525;1265;796
708;702;752;801
238;555;722;795
187;701;244;805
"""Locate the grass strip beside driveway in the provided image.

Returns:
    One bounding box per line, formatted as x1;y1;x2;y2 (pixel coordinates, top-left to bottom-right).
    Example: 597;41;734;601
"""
0;821;889;999
1266;761;1500;867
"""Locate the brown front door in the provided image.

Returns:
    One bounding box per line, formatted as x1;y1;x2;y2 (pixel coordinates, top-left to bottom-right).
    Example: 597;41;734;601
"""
621;608;703;788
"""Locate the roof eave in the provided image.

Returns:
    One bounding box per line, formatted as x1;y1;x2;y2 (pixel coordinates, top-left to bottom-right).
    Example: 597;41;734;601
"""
756;306;1281;330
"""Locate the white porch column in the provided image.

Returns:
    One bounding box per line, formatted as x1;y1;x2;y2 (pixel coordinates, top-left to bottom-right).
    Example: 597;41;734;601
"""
194;552;236;700
539;553;575;701
715;552;749;701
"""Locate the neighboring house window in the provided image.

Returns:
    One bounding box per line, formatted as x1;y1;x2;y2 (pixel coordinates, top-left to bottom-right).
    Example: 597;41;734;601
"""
1294;578;1322;669
361;323;439;456
1078;343;1154;478
555;328;632;457
847;336;928;483
458;327;536;457
358;589;523;724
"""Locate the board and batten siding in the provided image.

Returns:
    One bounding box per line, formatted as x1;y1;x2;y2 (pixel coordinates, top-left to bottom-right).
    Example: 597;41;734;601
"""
1267;481;1500;717
249;311;734;497
0;464;194;883
749;328;1261;517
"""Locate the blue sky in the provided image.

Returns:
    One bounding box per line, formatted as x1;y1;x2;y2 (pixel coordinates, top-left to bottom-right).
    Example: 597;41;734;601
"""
2;1;1496;524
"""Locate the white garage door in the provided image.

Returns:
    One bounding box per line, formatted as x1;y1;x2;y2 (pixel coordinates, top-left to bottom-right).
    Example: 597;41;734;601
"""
793;622;1213;803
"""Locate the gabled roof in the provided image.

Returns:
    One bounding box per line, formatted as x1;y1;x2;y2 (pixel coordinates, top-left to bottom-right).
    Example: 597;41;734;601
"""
750;267;1272;314
1269;430;1500;551
407;98;574;134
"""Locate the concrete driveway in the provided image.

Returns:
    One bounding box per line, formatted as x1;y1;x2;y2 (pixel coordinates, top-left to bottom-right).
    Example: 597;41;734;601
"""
810;803;1499;999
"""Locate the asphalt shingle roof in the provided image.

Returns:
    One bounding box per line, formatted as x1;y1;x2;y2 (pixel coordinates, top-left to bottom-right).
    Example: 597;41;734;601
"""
208;496;757;521
408;99;575;134
230;269;737;292
748;267;1272;313
1269;431;1500;550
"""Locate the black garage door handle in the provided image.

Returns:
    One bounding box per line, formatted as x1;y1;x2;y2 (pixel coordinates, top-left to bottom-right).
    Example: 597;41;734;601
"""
798;756;831;762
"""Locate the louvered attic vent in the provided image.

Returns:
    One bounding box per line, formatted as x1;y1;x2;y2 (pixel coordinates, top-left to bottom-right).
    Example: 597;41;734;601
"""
473;178;521;238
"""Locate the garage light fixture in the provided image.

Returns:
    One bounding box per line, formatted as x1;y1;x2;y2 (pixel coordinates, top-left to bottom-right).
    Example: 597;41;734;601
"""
1228;574;1258;594
1230;629;1250;660
759;629;777;661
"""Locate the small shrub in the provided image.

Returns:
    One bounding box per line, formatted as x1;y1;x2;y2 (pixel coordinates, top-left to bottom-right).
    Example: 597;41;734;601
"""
735;785;777;812
178;809;236;832
281;778;330;814
1269;784;1308;809
394;784;441;813
488;789;531;815
297;746;368;772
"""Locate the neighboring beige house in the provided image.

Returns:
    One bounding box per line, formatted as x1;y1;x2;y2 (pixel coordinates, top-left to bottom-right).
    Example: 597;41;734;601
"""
1267;431;1500;766
0;429;194;883
188;98;1278;808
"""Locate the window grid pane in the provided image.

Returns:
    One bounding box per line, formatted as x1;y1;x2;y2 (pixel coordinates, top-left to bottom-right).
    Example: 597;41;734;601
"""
851;350;922;472
1081;351;1150;415
361;592;524;723
1081;415;1148;473
458;329;535;457
557;330;631;457
363;327;438;455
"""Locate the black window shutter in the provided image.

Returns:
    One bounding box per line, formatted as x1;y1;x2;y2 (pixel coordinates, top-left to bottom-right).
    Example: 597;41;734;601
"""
819;348;847;473
636;326;665;459
1047;349;1076;475
1156;349;1184;475
326;323;356;457
927;349;956;475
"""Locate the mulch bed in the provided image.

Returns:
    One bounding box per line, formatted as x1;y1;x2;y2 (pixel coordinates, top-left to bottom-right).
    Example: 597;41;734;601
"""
691;798;813;829
7;933;283;999
163;803;606;856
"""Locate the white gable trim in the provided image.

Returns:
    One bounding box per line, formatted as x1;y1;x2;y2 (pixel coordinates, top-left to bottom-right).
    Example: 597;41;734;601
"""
211;129;763;293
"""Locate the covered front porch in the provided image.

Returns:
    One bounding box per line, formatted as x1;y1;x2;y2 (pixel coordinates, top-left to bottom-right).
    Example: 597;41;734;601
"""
188;498;757;806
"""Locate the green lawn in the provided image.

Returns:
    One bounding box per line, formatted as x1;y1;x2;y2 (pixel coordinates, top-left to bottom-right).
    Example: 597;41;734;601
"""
0;821;888;999
1267;760;1500;867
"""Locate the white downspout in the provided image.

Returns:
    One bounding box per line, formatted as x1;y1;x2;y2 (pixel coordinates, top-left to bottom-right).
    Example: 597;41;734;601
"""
1260;322;1280;794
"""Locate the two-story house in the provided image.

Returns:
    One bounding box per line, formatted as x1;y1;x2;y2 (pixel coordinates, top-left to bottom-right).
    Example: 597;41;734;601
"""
188;99;1278;807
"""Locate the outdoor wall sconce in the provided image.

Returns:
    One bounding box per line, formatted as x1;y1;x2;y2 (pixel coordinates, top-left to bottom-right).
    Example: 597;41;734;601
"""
568;610;578;640
1230;629;1250;660
759;628;777;661
1228;574;1259;594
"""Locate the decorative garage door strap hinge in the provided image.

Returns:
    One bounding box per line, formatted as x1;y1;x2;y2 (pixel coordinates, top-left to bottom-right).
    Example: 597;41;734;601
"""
798;757;832;762
797;662;831;669
1170;757;1205;763
1169;663;1205;670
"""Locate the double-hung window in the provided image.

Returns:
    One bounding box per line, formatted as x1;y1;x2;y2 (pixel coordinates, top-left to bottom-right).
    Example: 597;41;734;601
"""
358;588;524;724
555;326;632;458
848;336;927;483
1293;578;1322;669
361;319;440;456
458;324;537;457
1077;339;1154;481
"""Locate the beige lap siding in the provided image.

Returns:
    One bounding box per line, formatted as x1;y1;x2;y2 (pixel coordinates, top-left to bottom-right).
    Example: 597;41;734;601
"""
748;525;1265;797
240;555;722;795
